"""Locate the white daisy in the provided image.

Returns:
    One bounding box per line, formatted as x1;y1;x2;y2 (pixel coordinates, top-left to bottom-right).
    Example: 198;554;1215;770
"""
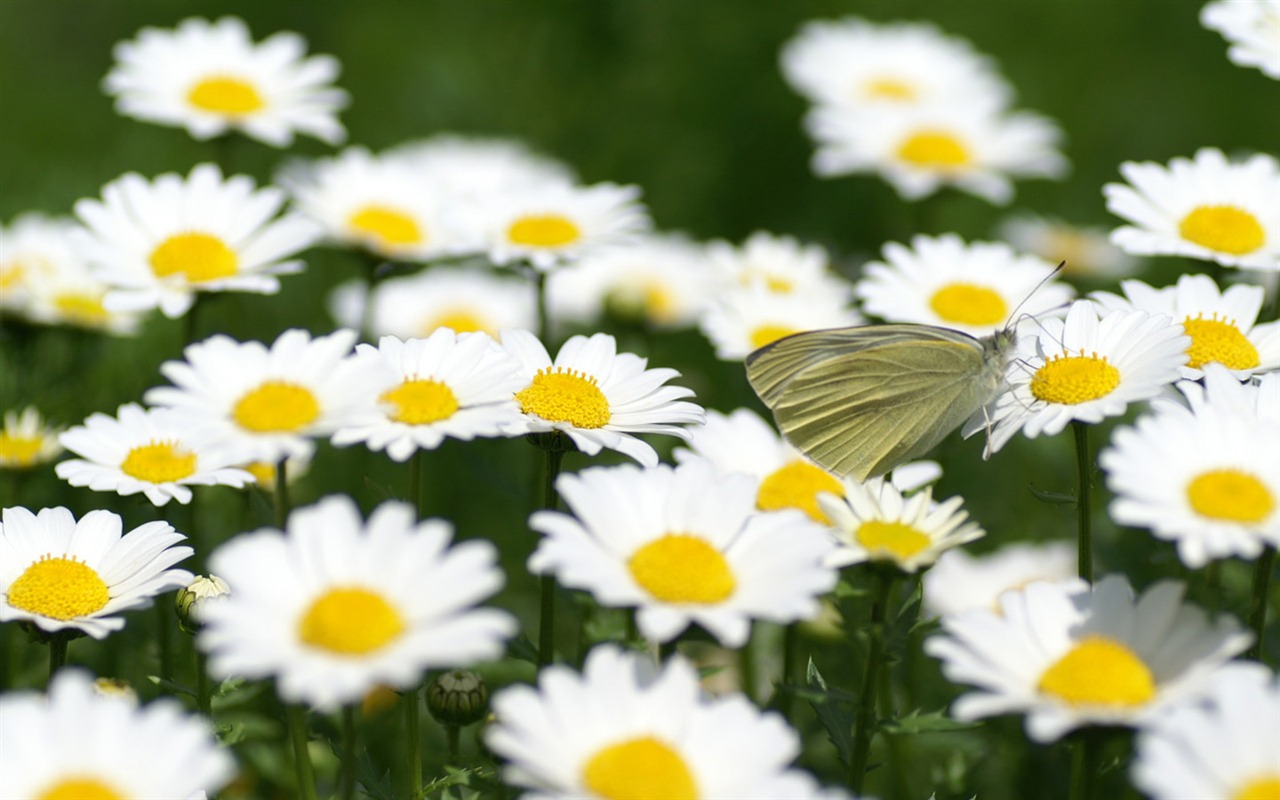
0;669;236;799
856;233;1074;337
330;331;528;462
0;213;54;313
996;213;1140;280
699;281;863;361
486;644;836;799
0;506;193;639
1132;661;1280;800
0;407;63;470
1091;273;1280;379
500;329;703;467
1201;0;1280;79
818;475;984;572
56;402;254;506
922;541;1078;619
73;163;323;318
529;461;837;648
1104;148;1280;270
1101;364;1280;567
385;134;576;204
976;300;1190;455
103;16;347;147
199;495;516;710
923;574;1253;742
709;231;853;301
237;451;311;491
143;328;375;464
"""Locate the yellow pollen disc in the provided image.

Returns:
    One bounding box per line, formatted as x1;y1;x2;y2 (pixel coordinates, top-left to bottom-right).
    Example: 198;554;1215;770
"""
52;292;110;326
348;205;424;249
628;534;736;604
896;129;971;169
514;368;611;429
929;283;1009;327
1030;352;1120;405
298;587;406;655
1178;205;1266;256
506;214;582;248
232;381;321;433
582;736;699;800
148;232;238;283
119;440;198;483
863;76;918;101
855;520;931;562
37;777;126;800
187;75;265;115
1235;776;1280;800
1187;469;1275;524
0;261;23;289
749;324;799;350
0;434;44;467
757;461;843;524
421;308;492;336
1037;635;1156;707
8;555;110;620
1182;314;1259;370
380;379;460;424
244;461;276;486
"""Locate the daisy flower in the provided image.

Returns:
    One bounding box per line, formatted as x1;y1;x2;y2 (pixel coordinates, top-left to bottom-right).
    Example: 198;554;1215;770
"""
818;475;984;572
976;300;1190;455
73;163;323;318
331;331;528;461
56;403;254;506
103;16;347;146
924;574;1253;742
997;213;1140;280
1104;148;1280;270
1200;0;1280;79
385;134;576;204
18;244;145;336
199;495;516;710
0;407;63;470
144;328;374;464
529;461;837;647
0;506;193;639
709;231;853;302
855;233;1074;338
500;329;703;467
922;541;1078;618
238;451;311;491
1101;364;1280;567
1091;273;1280;379
699;281;863;361
0;214;50;313
0;669;235;799
1132;661;1280;800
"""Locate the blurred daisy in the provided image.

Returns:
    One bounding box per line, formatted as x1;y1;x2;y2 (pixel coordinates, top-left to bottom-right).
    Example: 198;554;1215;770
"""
924;574;1252;742
976;301;1190;455
385;134;576;204
144;328;373;464
1101;364;1280;567
1201;0;1280;79
923;541;1078;618
0;214;51;313
0;506;193;639
997;213;1140;280
699;282;863;361
486;645;835;799
709;231;853;301
199;495;515;710
56;402;253;506
19;246;145;336
1132;661;1280;800
808;101;1067;204
819;476;984;572
0;407;63;470
73;163;322;318
856;233;1073;337
1091;273;1280;379
238;451;311;491
331;331;527;461
500;329;703;467
103;16;347;146
1105;148;1280;271
529;461;837;647
0;669;235;799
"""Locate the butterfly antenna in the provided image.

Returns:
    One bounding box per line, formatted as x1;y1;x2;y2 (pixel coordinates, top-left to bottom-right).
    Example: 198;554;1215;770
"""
1004;260;1066;330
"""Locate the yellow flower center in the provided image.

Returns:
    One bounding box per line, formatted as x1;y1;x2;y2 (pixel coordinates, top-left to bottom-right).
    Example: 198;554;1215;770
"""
421;308;492;336
606;281;680;325
37;777;126;800
1235;776;1280;800
1030;352;1120;405
749;324;798;350
506;214;581;248
628;533;736;604
1037;635;1156;707
514;368;611;429
1187;469;1275;524
8;555;110;621
0;261;24;290
0;434;45;467
120;441;198;483
52;292;111;326
1178;205;1265;256
582;736;699;800
929;283;1009;327
756;461;843;524
380;379;460;425
187;75;265;115
855;520;931;561
863;76;917;101
298;587;406;655
232;381;321;433
1182;314;1259;370
896;129;971;169
244;461;277;486
148;232;238;283
347;205;424;249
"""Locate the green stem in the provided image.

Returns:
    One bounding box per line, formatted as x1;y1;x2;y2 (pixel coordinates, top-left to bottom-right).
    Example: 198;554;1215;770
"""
156;600;174;682
779;623;798;722
286;705;319;800
534;267;550;348
341;705;358;800
405;684;422;798
274;459;291;531
409;450;424;519
848;570;896;794
446;723;461;765
738;623;757;703
195;649;212;717
1069;728;1104;800
358;252;388;343
1248;546;1276;662
1072;421;1093;583
48;632;68;683
538;445;566;667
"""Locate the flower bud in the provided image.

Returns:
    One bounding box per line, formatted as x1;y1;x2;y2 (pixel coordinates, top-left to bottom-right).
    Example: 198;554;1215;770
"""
426;669;489;727
175;574;230;635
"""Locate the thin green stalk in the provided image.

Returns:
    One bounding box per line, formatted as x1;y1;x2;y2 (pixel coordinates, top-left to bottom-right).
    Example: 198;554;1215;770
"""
1069;728;1104;800
534;267;550;347
538;445;566;667
341;705;358;800
446;723;461;765
48;632;68;683
358;254;385;343
409;449;424;519
1072;421;1093;582
195;649;212;716
779;623;798;722
1248;546;1276;662
274;460;291;531
738;623;757;703
156;601;174;682
405;684;422;798
848;570;896;794
286;705;319;800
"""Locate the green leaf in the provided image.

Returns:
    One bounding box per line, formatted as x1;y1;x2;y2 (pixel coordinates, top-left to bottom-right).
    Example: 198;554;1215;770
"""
881;708;981;734
354;750;394;800
806;658;855;768
833;579;868;599
1030;485;1077;505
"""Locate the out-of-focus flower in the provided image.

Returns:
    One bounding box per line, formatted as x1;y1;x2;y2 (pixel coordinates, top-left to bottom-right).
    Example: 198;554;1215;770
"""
1200;0;1280;79
0;407;63;470
997;213;1140;280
